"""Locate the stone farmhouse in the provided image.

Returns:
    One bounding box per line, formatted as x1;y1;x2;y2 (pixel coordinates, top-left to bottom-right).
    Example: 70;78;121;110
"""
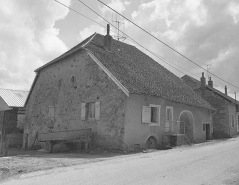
24;25;215;151
182;73;239;138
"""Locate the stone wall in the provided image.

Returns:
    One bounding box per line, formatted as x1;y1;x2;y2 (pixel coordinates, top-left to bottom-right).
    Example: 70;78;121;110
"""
25;50;126;150
196;88;233;138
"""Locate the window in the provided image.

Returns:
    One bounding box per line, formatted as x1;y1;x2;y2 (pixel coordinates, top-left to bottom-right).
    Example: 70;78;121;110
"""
166;106;173;121
70;76;77;89
48;106;55;120
165;106;173;132
142;104;161;125
81;102;100;120
86;102;95;119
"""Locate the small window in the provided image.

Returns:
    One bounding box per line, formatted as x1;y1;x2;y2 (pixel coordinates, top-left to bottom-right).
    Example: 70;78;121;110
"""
70;76;77;89
48;106;55;120
81;102;100;120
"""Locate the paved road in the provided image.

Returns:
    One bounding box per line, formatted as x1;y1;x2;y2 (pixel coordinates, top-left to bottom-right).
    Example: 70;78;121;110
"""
2;137;239;185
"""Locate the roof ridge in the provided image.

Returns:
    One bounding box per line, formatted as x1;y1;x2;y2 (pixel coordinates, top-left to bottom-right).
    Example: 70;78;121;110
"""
182;75;239;104
35;33;96;72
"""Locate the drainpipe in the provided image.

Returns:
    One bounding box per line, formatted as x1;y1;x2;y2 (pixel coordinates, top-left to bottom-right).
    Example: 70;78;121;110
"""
210;110;217;137
227;101;230;137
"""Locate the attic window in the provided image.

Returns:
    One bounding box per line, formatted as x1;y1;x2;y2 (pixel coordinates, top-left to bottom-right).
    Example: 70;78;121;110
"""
70;76;77;89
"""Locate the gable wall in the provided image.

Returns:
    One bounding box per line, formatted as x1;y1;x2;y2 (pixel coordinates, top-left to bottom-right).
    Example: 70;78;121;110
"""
0;97;10;111
25;50;127;150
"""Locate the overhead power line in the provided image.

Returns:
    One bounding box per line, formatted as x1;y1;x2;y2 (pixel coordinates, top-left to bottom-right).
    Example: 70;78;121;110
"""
55;0;187;75
75;0;192;75
54;0;230;90
98;0;239;90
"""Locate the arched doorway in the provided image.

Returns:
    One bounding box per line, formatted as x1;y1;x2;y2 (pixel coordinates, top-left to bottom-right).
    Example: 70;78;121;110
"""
146;136;157;149
179;111;194;143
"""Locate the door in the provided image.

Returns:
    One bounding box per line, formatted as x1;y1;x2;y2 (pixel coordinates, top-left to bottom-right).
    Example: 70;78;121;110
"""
24;134;28;149
206;124;210;140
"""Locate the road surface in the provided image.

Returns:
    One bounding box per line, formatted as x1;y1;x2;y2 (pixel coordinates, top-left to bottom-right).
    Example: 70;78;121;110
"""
2;137;239;185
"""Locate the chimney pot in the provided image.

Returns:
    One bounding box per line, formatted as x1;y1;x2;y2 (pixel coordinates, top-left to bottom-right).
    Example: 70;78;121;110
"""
208;77;213;88
107;24;110;35
225;86;227;95
201;72;206;96
104;24;112;51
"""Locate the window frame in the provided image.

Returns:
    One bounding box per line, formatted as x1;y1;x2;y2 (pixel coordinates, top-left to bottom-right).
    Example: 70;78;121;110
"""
48;105;55;121
81;102;100;121
149;104;161;126
142;104;161;126
166;106;173;121
86;102;96;120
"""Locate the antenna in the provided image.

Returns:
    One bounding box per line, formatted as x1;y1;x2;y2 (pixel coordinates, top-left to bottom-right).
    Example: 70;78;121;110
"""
112;13;126;41
205;64;211;81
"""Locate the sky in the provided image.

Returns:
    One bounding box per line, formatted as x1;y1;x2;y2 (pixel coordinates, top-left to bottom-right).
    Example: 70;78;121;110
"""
0;0;239;98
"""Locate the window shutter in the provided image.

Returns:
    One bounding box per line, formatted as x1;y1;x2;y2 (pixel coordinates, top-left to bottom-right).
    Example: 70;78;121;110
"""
95;102;100;120
81;103;86;120
142;106;151;123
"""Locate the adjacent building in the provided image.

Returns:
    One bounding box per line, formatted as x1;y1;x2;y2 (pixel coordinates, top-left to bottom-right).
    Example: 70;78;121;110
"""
24;25;215;151
0;88;28;146
182;74;239;138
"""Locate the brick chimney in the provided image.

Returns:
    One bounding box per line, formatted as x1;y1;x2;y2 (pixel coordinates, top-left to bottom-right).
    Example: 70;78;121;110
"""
208;77;213;88
225;86;227;95
201;72;206;95
103;24;112;51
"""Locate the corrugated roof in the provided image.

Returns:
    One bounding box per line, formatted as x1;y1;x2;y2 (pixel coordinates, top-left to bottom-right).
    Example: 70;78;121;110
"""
181;75;239;105
0;88;29;107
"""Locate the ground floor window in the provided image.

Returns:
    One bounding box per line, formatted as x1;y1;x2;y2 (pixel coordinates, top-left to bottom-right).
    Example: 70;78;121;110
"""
142;105;161;125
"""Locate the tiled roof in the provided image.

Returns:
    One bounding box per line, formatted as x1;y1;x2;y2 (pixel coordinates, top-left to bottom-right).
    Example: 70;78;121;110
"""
85;34;214;110
181;75;239;105
34;33;215;110
0;88;29;107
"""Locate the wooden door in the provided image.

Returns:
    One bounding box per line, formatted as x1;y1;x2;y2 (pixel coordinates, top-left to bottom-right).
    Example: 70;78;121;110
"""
206;124;210;140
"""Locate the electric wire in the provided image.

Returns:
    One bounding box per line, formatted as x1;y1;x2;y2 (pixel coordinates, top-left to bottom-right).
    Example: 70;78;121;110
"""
98;0;239;90
54;0;235;91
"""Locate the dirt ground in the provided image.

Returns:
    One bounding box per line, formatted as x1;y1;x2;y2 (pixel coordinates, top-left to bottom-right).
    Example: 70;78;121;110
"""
0;147;125;181
0;138;233;182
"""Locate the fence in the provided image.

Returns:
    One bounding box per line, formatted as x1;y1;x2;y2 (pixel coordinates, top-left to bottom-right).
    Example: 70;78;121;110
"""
165;120;186;134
